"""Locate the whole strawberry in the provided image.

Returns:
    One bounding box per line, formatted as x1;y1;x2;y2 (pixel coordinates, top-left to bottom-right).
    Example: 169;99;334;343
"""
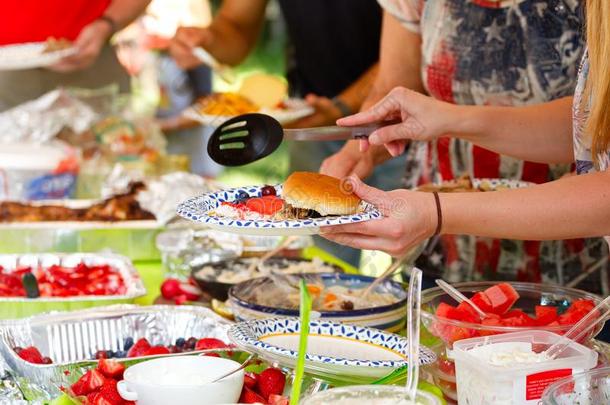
257;368;286;401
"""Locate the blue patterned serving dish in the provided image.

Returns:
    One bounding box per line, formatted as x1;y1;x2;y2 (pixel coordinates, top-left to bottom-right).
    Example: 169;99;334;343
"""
229;273;408;333
176;184;382;236
229;318;436;383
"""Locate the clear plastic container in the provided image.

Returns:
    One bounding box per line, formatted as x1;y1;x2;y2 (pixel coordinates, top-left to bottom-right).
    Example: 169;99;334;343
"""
301;385;442;405
453;330;598;405
0;142;78;200
542;366;610;404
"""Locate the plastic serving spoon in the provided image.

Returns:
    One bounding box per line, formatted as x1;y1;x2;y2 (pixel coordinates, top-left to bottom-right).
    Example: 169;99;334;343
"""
207;113;394;166
435;279;487;319
192;47;236;83
544;294;610;360
290;279;312;405
405;268;423;402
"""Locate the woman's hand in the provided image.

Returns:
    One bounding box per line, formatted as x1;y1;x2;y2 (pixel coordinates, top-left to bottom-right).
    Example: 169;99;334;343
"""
320;176;438;257
319;140;390;180
50;20;112;72
337;87;457;157
169;27;213;70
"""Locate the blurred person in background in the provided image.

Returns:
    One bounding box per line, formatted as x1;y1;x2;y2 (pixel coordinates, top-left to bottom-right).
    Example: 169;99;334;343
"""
141;0;221;176
0;0;151;111
321;0;609;295
170;0;405;266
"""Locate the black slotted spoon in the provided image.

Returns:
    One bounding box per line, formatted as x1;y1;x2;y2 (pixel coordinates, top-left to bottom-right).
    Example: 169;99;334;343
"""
207;113;395;166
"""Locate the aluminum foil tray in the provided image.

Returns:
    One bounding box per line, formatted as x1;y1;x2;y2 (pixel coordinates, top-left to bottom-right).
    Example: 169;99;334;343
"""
0;304;232;401
0;253;146;320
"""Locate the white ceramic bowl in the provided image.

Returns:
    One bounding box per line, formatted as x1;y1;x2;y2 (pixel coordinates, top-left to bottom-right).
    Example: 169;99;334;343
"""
117;356;244;405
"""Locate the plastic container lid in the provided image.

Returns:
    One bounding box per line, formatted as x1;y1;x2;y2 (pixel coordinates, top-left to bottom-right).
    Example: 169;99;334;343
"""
452;330;598;405
0;142;70;171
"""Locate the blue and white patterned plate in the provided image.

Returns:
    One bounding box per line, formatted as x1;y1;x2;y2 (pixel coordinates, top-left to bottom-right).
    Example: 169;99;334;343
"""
176;185;382;236
229;318;436;381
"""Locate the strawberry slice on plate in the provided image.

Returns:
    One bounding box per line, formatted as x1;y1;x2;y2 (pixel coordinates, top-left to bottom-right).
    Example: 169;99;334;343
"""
71;369;106;396
98;358;125;379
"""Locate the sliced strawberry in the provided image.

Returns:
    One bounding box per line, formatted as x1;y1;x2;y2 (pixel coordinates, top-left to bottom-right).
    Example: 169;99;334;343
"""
71;369;106;396
257;368;286;401
269;394;289;405
160;278;181;299
98;358;125;379
127;338;151;358
97;379;123;405
91;394;115;405
244;372;258;389
239;386;266;404
143;346;171;356
195;338;227;351
17;346;44;364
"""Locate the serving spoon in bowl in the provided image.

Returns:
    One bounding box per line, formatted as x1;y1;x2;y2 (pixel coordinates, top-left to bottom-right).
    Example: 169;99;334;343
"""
207;113;395;166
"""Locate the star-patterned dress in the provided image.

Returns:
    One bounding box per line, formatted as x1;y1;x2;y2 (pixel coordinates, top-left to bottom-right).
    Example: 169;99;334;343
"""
378;0;609;294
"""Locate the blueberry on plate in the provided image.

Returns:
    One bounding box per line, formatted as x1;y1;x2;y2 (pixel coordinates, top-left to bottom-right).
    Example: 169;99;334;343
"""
236;191;250;202
175;337;186;348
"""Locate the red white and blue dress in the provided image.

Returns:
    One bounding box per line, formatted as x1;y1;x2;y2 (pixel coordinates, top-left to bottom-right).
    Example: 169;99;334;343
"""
379;0;608;294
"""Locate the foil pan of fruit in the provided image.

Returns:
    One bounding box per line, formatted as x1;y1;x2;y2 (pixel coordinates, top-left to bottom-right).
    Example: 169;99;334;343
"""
0;253;146;319
0;304;232;401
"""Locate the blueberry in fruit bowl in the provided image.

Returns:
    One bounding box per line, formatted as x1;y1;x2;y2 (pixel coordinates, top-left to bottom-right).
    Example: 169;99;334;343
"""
123;337;134;351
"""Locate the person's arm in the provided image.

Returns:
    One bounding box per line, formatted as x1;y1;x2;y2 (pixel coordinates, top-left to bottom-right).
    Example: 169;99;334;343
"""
340;88;575;164
103;0;153;31
51;0;151;72
284;63;379;130
320;172;610;256
170;0;268;69
320;11;425;178
453;97;574;164
441;170;610;240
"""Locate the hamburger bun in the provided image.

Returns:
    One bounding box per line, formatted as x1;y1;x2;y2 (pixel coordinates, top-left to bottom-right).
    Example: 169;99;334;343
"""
282;172;361;216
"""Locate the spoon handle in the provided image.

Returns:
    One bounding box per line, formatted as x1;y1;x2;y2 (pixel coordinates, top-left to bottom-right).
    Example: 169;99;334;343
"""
406;268;423;402
545;295;610;359
248;236;299;275
435;279;487;319
209;353;256;383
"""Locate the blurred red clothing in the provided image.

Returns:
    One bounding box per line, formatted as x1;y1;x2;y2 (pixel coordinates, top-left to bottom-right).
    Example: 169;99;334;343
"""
0;0;111;45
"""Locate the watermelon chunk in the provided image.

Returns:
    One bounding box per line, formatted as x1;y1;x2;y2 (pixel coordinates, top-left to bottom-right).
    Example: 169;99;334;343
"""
535;305;558;326
483;283;519;315
501;309;536;327
470;292;493;313
457;301;482;321
436;302;479;323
